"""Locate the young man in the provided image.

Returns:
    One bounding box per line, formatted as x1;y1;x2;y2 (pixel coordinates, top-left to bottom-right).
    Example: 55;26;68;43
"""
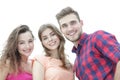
56;6;120;80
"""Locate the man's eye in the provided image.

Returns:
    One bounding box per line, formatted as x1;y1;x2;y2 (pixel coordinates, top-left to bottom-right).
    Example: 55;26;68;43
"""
71;21;76;25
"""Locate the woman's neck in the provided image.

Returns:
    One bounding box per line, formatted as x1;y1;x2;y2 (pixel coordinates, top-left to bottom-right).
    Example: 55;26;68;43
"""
50;50;60;59
20;56;32;73
21;55;28;63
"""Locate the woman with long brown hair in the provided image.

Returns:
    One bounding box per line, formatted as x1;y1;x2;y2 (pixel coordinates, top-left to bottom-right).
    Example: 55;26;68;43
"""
0;25;34;80
33;23;74;80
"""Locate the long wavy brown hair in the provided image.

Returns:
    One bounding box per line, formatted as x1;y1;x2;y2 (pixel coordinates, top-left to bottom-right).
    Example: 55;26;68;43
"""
38;23;72;70
0;25;34;73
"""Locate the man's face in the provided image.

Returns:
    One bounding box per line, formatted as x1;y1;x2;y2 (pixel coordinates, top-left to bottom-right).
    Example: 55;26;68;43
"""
59;13;83;43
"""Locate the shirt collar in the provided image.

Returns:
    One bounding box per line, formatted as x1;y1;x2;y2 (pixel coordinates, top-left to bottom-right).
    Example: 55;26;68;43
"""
72;33;89;54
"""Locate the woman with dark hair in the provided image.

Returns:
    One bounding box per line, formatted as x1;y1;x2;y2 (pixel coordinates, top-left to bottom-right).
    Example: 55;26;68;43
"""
0;25;34;80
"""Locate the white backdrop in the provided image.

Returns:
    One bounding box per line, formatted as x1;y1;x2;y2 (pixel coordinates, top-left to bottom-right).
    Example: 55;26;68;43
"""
0;0;120;68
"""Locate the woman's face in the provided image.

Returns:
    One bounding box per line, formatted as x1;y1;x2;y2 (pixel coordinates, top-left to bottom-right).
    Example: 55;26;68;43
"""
41;28;60;51
17;31;34;57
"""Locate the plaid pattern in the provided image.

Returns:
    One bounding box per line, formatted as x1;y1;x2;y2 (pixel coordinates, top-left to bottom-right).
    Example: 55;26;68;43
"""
72;30;120;80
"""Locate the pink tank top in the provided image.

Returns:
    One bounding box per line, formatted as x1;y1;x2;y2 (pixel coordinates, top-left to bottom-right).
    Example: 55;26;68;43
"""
6;72;32;80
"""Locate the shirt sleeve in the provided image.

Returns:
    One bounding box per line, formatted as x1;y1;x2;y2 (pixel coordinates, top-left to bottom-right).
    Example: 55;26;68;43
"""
94;30;120;63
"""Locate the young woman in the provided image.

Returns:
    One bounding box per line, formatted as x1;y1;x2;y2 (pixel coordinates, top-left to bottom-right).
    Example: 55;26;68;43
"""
0;25;34;80
33;23;74;80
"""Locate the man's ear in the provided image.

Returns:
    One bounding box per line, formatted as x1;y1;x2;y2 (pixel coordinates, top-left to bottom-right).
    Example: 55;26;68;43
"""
80;20;83;25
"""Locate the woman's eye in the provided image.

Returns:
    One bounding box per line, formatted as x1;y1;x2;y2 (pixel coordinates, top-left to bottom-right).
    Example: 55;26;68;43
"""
43;37;47;40
19;42;24;45
51;33;55;36
62;24;67;28
29;40;33;43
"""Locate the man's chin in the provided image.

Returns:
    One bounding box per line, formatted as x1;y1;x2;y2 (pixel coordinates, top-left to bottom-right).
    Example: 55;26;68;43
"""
67;37;79;42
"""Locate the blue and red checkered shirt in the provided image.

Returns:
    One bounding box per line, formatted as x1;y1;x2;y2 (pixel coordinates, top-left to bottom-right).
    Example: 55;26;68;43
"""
72;30;120;80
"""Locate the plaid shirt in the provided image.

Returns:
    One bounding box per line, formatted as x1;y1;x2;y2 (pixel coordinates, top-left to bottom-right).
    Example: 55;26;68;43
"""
72;30;120;80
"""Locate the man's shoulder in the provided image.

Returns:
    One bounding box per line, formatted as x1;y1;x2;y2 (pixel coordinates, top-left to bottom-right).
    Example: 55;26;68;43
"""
93;30;107;34
90;30;115;41
91;30;111;36
86;30;109;41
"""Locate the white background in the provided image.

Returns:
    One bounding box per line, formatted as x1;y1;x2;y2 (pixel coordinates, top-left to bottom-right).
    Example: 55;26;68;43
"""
0;1;120;79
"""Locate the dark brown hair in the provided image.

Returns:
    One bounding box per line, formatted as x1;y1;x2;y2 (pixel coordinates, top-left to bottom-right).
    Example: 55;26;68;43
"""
56;6;80;24
0;25;34;73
